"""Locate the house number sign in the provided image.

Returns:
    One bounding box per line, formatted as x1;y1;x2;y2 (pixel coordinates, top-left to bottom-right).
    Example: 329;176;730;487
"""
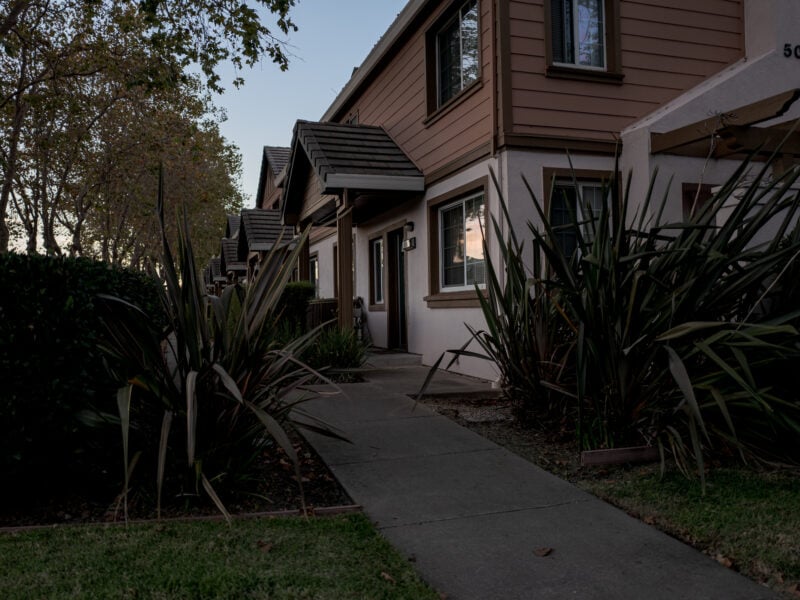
784;44;800;58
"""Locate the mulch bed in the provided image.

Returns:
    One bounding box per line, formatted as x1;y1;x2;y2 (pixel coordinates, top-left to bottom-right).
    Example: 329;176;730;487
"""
420;394;590;481
0;430;352;528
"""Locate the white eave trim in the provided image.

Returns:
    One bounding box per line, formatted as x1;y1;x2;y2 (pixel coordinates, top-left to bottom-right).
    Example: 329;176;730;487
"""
323;173;425;192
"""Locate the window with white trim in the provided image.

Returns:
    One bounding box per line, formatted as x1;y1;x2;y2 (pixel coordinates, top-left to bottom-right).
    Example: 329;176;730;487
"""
309;255;319;298
436;0;479;107
440;192;485;290
370;237;384;305
551;0;605;69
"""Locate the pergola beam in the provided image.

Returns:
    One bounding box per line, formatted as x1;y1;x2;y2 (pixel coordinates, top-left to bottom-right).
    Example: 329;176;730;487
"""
651;89;800;156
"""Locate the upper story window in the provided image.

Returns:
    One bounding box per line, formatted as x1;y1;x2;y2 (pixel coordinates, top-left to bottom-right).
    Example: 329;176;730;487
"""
546;0;622;82
551;0;605;69
436;0;480;107
440;192;485;290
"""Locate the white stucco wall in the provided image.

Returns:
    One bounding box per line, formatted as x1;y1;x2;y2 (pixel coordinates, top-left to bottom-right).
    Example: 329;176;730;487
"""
310;231;337;299
412;159;502;382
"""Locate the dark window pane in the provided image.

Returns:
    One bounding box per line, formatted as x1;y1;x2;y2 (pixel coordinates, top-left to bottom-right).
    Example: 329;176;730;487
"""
551;0;571;63
437;0;479;106
440;193;485;289
551;0;563;62
461;1;479;87
551;185;577;258
371;239;384;303
576;0;604;67
437;17;461;105
552;0;605;67
441;203;465;287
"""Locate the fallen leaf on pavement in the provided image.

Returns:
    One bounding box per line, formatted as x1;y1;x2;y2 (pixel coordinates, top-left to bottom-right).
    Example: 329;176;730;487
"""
534;547;554;557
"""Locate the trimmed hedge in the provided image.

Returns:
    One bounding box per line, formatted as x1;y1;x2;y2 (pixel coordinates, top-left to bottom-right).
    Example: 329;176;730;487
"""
0;252;163;504
277;280;316;333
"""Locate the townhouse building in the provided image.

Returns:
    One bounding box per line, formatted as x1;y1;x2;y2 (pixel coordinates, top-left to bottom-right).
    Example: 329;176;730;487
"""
267;0;800;379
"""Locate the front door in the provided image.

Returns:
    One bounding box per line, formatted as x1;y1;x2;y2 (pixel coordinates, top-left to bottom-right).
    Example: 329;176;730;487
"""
386;228;407;350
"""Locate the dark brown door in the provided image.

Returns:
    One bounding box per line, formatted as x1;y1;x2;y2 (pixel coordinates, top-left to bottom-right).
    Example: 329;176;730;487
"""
386;228;407;350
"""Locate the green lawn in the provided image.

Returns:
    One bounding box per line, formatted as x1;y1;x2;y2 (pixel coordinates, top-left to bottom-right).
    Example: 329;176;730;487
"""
583;467;800;596
0;513;438;600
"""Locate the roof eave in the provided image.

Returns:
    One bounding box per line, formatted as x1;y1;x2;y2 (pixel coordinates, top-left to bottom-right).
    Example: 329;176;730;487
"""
322;173;425;194
281;127;308;223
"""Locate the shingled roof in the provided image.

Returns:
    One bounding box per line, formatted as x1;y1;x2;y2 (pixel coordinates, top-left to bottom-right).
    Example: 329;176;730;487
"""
225;214;241;239
238;208;295;254
220;238;246;275
282;121;424;224
263;146;291;177
291;121;423;193
255;145;292;209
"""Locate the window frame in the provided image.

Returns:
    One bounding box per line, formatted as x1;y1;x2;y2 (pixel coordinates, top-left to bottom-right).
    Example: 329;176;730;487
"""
544;167;615;259
544;0;622;83
426;0;482;116
682;182;715;223
309;253;319;298
426;178;489;308
369;236;385;309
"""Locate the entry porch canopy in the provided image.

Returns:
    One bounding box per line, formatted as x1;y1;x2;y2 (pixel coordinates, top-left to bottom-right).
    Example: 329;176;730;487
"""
650;89;800;162
282;120;424;329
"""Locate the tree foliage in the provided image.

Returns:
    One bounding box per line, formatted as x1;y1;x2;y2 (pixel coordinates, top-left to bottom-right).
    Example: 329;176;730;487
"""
0;0;293;260
0;0;296;89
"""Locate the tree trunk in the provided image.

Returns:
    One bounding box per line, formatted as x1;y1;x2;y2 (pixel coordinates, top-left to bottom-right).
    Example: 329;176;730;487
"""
0;103;25;253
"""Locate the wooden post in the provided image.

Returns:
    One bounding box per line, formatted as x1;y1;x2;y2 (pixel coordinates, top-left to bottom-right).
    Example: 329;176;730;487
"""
337;190;354;330
298;222;310;281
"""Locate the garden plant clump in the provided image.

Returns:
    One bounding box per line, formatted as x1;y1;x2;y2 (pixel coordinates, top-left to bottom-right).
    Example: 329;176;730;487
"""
97;173;347;521
438;152;800;480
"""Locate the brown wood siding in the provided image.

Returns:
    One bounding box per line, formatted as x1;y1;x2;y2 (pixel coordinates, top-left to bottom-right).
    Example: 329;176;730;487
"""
299;169;336;222
507;0;744;142
333;0;494;177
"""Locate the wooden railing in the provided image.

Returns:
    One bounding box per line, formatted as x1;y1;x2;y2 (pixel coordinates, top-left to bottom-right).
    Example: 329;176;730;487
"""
307;299;338;330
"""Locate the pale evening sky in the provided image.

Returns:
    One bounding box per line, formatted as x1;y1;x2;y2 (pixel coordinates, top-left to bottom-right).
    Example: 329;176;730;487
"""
214;1;409;206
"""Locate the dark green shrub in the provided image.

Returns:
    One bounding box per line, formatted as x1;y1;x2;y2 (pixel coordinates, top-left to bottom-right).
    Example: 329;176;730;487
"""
0;252;163;504
303;328;366;376
278;281;316;333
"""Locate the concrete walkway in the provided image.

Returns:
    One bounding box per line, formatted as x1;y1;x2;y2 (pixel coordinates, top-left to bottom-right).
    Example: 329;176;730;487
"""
299;364;775;600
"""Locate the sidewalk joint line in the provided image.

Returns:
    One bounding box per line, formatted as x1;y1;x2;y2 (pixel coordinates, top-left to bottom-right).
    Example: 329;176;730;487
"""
377;499;592;531
326;446;499;467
